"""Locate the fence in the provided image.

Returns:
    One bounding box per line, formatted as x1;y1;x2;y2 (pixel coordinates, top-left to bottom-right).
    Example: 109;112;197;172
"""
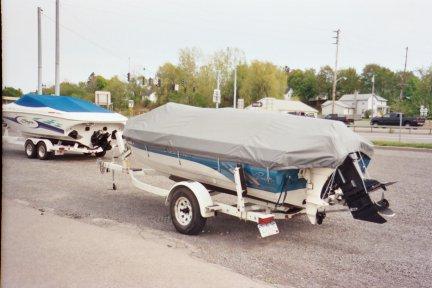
348;125;432;135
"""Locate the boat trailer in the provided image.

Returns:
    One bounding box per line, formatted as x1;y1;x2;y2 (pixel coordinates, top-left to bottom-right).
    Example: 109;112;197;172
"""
98;132;394;238
97;132;318;237
3;125;106;160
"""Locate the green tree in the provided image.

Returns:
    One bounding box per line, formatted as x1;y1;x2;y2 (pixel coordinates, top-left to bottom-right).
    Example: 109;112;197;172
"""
105;76;128;111
316;66;333;97
337;68;360;96
59;82;89;99
287;69;317;101
2;86;23;97
86;73;108;93
240;61;287;105
360;64;399;103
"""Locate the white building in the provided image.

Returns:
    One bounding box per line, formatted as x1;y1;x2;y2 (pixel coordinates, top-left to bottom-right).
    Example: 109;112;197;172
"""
247;97;318;118
142;92;157;103
321;100;354;116
338;93;388;117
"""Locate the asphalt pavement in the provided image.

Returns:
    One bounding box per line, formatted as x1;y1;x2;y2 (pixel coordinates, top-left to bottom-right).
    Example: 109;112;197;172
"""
2;199;271;288
358;131;432;143
2;143;432;287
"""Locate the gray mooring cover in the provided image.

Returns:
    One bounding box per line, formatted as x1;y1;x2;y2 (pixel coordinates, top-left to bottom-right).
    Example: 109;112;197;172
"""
124;103;373;170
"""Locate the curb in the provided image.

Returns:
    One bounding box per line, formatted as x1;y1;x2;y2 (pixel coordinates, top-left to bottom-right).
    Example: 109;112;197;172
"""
374;145;432;153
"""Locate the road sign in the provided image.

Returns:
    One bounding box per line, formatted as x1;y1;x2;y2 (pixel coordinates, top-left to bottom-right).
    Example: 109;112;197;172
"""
128;100;134;108
420;105;428;117
213;89;221;104
95;91;111;106
237;98;244;109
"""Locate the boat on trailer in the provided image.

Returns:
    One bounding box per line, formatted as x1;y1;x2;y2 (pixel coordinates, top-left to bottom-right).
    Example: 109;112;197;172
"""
2;94;127;159
99;103;395;237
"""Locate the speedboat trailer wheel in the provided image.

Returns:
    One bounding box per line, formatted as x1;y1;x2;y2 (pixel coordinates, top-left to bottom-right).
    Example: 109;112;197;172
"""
25;139;37;158
36;141;53;160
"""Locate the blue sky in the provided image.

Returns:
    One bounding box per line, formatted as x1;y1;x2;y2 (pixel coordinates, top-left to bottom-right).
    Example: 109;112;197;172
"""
2;0;432;93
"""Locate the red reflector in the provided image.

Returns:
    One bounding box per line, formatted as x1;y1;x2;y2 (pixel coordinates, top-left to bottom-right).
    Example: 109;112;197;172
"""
258;216;274;225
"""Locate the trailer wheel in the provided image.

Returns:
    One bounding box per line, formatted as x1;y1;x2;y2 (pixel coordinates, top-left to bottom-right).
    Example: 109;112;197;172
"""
36;142;52;160
170;187;206;235
24;140;37;158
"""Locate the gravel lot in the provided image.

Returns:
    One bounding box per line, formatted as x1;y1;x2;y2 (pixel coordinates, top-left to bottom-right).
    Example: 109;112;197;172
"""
2;143;432;288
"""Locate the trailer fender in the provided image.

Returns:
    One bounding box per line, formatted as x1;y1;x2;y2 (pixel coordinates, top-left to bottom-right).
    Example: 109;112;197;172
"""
166;181;215;218
33;139;55;152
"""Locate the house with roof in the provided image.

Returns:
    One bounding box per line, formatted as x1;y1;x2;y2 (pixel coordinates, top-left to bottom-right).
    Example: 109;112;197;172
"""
321;100;355;117
246;97;318;118
321;93;389;118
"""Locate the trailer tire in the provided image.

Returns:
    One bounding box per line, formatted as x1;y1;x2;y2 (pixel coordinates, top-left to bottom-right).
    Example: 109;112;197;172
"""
170;186;206;235
36;141;52;160
24;140;37;158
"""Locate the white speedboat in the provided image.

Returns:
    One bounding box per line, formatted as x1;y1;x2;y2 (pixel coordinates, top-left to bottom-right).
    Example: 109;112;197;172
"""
3;94;127;158
123;103;394;227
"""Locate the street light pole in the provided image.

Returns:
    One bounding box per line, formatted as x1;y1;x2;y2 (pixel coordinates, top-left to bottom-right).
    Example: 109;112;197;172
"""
331;29;340;114
37;7;43;95
216;71;220;109
233;67;237;108
54;0;60;95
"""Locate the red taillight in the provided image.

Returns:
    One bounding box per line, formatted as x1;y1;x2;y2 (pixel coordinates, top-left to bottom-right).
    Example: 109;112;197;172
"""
258;216;274;225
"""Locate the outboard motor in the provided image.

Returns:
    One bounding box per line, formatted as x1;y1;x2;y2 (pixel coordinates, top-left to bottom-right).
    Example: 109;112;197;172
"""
91;130;112;151
322;153;395;224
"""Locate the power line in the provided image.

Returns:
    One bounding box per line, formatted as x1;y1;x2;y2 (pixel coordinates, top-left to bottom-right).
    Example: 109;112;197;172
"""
42;12;127;63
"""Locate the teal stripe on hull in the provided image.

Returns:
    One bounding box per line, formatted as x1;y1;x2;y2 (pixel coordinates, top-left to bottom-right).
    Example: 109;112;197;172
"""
132;143;307;194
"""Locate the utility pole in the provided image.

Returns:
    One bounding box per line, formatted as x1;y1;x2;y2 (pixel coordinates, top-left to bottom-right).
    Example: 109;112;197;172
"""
371;74;375;95
37;7;43;95
399;47;408;100
331;29;340;114
353;90;358;119
216;71;220;109
233;67;237;108
54;0;60;95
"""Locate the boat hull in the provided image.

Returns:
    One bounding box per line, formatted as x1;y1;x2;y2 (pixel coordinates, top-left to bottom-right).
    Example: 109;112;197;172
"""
129;145;333;207
3;106;125;148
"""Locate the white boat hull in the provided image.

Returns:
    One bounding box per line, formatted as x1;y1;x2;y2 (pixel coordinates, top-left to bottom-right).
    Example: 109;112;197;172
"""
130;146;334;208
3;103;126;148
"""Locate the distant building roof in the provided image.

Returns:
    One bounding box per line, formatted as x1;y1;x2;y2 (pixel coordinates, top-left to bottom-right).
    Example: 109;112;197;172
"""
309;94;328;102
2;96;20;101
247;97;318;113
339;93;387;102
375;95;387;101
321;100;352;108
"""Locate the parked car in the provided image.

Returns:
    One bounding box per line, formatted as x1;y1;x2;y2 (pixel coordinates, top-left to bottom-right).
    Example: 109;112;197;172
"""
324;114;354;125
370;112;425;127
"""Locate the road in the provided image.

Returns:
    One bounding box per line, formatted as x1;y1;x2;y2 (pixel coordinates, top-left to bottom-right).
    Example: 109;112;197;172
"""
2;143;432;287
358;132;432;143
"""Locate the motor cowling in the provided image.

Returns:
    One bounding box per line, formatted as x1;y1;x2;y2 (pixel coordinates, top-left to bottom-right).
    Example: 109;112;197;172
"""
91;131;112;151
